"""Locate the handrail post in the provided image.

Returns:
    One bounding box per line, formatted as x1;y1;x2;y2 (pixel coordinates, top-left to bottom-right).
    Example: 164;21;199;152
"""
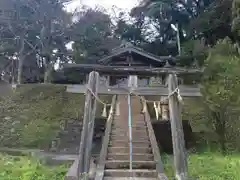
77;71;96;179
64;71;98;180
168;74;188;180
83;71;100;178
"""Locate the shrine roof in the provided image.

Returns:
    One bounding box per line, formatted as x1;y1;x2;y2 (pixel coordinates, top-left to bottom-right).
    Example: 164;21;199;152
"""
98;42;175;65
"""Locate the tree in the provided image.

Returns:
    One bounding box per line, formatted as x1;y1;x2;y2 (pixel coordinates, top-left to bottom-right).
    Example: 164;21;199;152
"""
0;0;72;84
26;0;72;83
71;7;121;64
202;38;240;153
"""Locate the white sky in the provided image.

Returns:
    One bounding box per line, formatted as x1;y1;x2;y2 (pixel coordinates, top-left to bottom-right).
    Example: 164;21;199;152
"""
67;0;140;13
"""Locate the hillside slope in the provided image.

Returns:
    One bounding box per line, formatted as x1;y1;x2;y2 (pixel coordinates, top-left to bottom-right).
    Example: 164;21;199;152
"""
0;84;110;149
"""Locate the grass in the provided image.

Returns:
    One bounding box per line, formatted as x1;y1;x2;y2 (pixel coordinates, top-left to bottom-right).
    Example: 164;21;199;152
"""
0;153;68;180
2;150;240;180
163;151;240;180
0;84;111;149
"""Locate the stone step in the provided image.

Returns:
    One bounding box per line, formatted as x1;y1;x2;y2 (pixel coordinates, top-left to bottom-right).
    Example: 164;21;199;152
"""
110;136;150;141
107;153;154;161
104;178;158;180
112;124;147;128
104;169;157;178
110;139;150;144
110;135;149;140
113;121;146;125
111;125;147;130
113;118;145;121
111;131;148;136
110;132;148;138
111;128;147;131
105;160;156;169
109;141;151;148
108;147;152;154
113;119;145;122
111;129;148;133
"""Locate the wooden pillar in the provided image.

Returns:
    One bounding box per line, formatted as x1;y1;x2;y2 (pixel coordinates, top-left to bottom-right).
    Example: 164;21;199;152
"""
65;71;99;180
106;75;110;87
168;74;188;180
160;96;169;121
85;74;89;84
84;71;99;174
128;75;138;88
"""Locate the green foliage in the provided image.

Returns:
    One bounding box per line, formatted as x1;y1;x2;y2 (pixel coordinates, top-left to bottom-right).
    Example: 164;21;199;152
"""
0;84;111;149
0;153;67;180
200;38;240;151
72;8;120;63
203;38;240;110
0;85;83;148
232;0;240;37
163;151;240;179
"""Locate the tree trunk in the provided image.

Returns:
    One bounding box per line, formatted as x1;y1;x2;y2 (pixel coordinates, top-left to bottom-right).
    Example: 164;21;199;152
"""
17;37;25;84
44;63;52;83
211;110;226;154
218;121;226;154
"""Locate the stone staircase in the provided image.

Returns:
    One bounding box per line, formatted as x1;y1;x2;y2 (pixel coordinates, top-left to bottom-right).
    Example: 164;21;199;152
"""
102;95;160;179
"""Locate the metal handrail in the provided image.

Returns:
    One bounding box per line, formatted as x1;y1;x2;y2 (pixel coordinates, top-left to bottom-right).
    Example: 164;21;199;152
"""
127;94;133;171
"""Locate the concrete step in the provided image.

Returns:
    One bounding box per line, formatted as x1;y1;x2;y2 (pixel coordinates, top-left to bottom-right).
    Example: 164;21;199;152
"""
104;169;157;177
111;127;147;131
111;130;148;135
110;136;150;141
110;140;150;144
108;147;152;154
110;134;149;139
105;160;156;169
109;141;150;148
112;119;145;122
113;122;146;125
110;136;150;142
104;178;157;180
110;132;148;137
111;125;147;130
107;153;154;161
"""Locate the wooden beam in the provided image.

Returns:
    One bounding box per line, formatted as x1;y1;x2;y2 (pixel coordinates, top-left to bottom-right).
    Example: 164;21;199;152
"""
63;64;203;76
168;74;188;180
66;85;201;97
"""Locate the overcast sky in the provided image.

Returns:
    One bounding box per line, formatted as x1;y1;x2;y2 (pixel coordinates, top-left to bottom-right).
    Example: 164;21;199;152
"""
67;0;140;13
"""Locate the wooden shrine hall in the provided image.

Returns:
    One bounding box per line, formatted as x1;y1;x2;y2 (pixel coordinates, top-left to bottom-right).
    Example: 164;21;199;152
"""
63;43;202;180
64;42;201;121
64;43;201;96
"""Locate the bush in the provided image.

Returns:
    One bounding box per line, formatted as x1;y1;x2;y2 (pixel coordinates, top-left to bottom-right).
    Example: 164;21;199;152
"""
0;153;68;180
163;151;240;179
0;84;83;148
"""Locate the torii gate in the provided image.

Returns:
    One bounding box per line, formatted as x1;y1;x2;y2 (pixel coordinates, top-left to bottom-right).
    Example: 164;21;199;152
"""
63;43;202;180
